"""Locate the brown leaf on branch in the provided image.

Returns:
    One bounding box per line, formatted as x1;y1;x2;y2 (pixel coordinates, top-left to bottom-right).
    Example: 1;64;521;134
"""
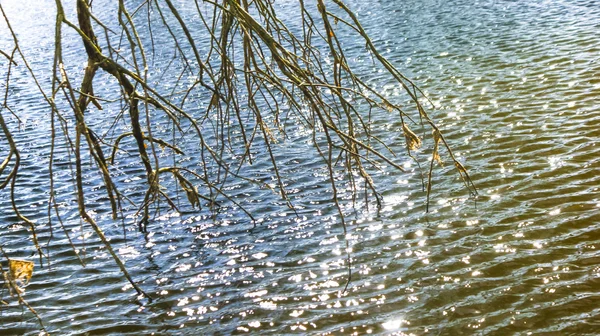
402;123;422;150
8;259;34;291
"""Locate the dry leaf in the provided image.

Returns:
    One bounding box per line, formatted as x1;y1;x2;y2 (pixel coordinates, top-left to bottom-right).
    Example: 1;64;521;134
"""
433;128;442;144
176;173;200;209
433;148;442;165
210;94;219;107
402;124;421;150
185;186;200;209
432;129;443;165
9;259;34;289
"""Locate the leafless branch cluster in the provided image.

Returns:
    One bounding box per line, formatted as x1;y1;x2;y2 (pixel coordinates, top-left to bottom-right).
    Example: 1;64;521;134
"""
0;0;476;327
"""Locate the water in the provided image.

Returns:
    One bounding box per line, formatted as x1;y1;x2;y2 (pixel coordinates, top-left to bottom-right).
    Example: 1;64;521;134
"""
1;0;600;334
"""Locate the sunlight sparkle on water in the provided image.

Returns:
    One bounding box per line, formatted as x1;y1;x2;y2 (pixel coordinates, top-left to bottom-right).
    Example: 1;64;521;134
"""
548;156;565;169
382;318;404;330
118;246;140;258
383;194;408;212
259;301;277;310
244;290;268;298
289;310;304;317
252;252;268;259
466;219;479;226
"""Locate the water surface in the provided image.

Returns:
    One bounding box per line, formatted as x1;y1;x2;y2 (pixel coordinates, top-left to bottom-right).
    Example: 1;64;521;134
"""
1;0;600;335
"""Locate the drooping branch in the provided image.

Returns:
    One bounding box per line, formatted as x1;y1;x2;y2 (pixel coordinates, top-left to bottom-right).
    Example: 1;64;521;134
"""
0;0;479;329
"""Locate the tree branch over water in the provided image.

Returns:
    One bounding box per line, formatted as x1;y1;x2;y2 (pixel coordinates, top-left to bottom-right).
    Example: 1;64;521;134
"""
0;0;477;327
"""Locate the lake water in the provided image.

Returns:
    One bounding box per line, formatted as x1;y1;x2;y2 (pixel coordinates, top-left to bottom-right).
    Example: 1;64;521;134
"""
1;0;600;335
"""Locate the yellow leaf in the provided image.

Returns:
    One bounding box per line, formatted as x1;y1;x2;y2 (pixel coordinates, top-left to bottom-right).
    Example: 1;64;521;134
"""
402;124;421;150
433;128;442;144
433;147;443;165
432;129;443;165
9;259;34;288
